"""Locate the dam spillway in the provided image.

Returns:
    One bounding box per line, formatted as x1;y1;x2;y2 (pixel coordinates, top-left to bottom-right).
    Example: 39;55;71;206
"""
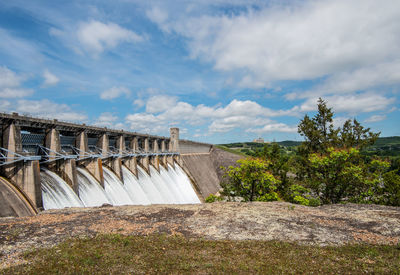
41;164;200;210
77;167;111;207
0;112;228;217
41;169;84;210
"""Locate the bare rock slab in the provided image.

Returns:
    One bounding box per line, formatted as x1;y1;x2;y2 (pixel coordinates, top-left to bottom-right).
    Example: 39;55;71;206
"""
0;202;399;269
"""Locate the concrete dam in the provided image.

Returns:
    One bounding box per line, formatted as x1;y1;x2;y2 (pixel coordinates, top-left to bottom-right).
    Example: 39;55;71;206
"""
0;113;241;217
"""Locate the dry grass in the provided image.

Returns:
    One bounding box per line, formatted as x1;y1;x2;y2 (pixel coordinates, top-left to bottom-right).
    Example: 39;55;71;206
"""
2;234;400;274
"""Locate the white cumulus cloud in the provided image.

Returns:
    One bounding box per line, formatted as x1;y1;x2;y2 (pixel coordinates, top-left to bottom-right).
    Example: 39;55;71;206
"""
146;95;177;113
298;94;395;114
288;61;400;100
246;123;297;134
152;0;400;92
77;20;144;55
146;6;169;27
0;66;33;98
43;69;59;86
15;99;87;122
364;115;387;123
100;86;131;100
93;112;122;128
125;98;295;135
133;99;145;108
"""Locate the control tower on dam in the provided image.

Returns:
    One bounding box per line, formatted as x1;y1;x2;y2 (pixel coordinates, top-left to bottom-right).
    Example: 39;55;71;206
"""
0;112;241;217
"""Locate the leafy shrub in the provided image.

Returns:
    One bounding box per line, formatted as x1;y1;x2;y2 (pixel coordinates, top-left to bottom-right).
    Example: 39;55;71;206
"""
308;198;321;207
376;170;400;206
293;195;309;206
221;158;279;202
286;184;320;206
256;192;279;202
307;147;389;204
205;194;223;203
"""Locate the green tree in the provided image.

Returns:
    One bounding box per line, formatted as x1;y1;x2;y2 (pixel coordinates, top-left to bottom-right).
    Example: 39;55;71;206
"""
259;143;290;192
298;98;339;154
339;119;379;149
373;170;400;206
221;158;279;202
298;98;379;153
295;98;383;204
308;147;389;204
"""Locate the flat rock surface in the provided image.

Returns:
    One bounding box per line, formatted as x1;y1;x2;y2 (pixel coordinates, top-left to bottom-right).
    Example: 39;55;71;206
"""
1;202;399;269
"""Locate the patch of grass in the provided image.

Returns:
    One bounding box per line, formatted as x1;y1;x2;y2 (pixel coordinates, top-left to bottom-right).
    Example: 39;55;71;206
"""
3;234;400;274
215;145;247;156
4;228;23;242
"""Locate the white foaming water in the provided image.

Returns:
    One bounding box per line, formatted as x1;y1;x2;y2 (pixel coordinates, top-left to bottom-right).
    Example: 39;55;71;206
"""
41;169;84;210
166;164;190;203
168;164;201;204
159;165;186;204
148;165;176;203
102;167;133;206
175;165;201;203
40;162;200;209
121;166;151;205
136;166;165;204
76;167;111;207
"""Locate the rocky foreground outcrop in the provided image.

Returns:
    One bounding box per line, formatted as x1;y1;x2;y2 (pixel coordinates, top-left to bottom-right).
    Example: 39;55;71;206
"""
1;202;399;268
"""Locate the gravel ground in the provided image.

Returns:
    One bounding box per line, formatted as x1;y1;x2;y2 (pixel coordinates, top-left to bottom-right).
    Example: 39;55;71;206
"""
1;202;399;269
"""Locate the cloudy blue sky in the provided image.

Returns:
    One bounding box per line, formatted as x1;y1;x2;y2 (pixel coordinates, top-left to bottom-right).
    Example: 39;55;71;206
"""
0;0;399;143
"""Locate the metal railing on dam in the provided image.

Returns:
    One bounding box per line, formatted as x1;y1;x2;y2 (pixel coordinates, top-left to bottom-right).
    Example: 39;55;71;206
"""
0;112;213;217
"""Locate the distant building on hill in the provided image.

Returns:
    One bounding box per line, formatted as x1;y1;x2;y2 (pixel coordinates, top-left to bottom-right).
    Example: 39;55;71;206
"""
253;137;265;143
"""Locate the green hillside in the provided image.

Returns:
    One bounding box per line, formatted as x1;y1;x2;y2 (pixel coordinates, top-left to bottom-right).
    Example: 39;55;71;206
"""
363;136;400;157
277;140;302;147
218;136;400;157
373;136;400;146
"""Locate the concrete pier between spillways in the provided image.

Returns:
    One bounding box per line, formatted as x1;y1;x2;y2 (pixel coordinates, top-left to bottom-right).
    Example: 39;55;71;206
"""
0;113;242;217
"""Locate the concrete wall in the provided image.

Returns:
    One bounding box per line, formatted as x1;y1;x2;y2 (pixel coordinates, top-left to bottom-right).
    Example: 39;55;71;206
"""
209;147;243;183
0;177;37;217
1;123;43;209
181;154;220;198
181;146;244;199
179;140;212;154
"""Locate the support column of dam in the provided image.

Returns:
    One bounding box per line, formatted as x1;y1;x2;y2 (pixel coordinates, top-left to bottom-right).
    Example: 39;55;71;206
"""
110;135;124;181
141;137;150;172
95;134;111;185
125;137;138;177
169;127;181;166
161;140;167;168
45;128;79;194
2;122;42;209
151;139;160;171
167;140;174;167
76;131;104;187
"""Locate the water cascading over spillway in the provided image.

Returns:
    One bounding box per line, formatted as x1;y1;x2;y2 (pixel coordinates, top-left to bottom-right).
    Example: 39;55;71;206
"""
159;165;187;204
121;166;151;205
167;164;201;204
102;167;134;206
148;165;177;204
40;162;200;210
136;166;165;204
41;169;84;210
76;167;111;207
